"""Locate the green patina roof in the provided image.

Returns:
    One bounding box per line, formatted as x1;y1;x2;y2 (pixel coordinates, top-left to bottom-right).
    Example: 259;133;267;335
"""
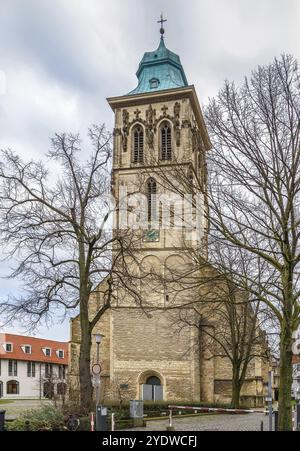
128;38;188;96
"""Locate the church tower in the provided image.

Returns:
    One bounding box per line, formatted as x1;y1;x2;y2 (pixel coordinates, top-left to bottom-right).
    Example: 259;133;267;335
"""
69;20;270;406
103;19;212;402
108;20;211;267
69;19;270;408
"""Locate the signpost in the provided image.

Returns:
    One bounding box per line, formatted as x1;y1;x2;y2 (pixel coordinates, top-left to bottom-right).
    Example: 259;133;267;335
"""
92;365;101;401
92;334;105;431
92;363;102;376
92;363;102;430
267;371;273;432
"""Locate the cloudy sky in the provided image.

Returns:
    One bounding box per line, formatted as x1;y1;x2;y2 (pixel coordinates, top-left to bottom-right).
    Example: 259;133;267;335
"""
0;0;299;341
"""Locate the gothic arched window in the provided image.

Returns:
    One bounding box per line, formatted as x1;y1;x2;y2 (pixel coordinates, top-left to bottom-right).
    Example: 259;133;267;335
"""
133;125;144;163
188;167;194;189
147;178;157;223
161;122;172;161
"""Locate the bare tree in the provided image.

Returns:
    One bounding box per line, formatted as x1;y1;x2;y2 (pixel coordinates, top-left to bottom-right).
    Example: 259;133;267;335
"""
205;54;300;430
148;54;300;428
173;244;272;408
134;110;273;411
0;125;139;412
41;366;67;408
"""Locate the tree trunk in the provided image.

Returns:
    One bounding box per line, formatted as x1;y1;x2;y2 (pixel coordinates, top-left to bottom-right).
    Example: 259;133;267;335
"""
278;322;293;431
231;383;242;409
79;300;93;413
231;366;241;409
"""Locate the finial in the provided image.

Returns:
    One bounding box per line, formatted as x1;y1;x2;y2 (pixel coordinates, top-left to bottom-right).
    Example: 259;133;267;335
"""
157;12;167;39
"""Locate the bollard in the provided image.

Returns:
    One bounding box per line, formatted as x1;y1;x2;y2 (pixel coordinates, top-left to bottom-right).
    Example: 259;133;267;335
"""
90;412;95;432
166;409;175;431
260;420;264;431
0;411;5;432
111;413;115;432
274;411;278;432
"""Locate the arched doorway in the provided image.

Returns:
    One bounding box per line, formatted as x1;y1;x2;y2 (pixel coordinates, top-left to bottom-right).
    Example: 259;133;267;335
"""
7;380;19;395
139;372;163;401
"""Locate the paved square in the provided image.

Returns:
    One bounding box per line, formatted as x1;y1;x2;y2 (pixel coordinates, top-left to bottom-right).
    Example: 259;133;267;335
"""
128;413;273;432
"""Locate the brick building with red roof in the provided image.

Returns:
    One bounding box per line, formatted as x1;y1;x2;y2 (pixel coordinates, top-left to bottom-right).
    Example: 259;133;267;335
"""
0;333;68;399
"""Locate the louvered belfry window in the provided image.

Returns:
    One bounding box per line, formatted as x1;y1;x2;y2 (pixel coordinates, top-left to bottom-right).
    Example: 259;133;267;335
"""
161;123;172;161
133;126;144;163
147;178;157;223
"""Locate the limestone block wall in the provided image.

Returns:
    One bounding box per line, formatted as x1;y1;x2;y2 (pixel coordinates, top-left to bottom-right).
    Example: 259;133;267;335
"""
69;305;202;403
107;308;200;402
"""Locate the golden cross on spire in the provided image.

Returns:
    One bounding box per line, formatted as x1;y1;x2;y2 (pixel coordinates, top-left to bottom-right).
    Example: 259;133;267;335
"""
157;12;167;39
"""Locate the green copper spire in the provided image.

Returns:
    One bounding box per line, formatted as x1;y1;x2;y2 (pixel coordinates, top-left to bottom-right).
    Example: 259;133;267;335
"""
128;15;188;96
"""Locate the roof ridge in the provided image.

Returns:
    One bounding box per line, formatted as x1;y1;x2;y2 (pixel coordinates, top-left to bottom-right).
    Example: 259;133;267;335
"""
0;332;68;345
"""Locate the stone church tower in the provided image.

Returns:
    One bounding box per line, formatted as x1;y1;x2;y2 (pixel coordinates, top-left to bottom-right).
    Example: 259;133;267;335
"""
69;27;269;406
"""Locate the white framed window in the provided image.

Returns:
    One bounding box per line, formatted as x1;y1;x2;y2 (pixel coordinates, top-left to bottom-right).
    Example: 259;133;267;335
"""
57;350;64;359
4;343;13;353
8;360;18;377
45;363;53;378
59;365;66;379
43;347;51;357
27;362;36;378
22;345;32;355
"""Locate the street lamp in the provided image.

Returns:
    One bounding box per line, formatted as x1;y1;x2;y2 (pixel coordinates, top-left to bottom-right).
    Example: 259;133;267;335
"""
95;333;104;347
93;334;105;407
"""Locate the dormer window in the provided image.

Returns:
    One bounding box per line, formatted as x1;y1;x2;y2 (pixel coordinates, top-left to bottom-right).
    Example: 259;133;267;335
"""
23;345;32;355
57;350;64;359
5;343;13;353
43;347;51;357
149;78;159;89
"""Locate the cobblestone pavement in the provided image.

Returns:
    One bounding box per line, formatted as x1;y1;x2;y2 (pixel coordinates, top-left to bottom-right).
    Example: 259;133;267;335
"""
128;413;273;432
0;399;53;420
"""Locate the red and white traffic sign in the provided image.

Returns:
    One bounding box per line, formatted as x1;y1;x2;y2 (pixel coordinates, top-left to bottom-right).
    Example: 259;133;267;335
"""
92;363;101;376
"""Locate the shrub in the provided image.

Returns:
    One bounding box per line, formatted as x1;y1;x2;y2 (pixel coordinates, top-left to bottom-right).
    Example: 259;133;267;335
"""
78;416;91;431
62;400;87;417
7;405;65;431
